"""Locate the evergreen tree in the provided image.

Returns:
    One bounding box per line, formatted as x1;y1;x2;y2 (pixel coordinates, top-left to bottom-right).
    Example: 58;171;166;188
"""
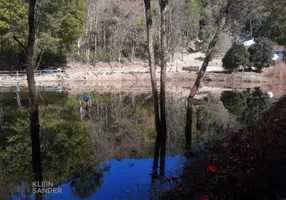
222;43;250;71
248;37;274;72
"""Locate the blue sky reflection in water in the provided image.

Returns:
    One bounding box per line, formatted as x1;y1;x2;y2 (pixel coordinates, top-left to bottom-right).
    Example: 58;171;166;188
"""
45;156;186;200
9;156;185;200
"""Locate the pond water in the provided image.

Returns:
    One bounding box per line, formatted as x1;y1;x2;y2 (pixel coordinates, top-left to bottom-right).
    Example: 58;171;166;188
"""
0;86;276;200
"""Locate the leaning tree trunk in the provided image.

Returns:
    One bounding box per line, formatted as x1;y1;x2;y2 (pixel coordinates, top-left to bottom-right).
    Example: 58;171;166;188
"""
185;1;231;148
158;0;168;176
27;0;43;196
143;0;161;174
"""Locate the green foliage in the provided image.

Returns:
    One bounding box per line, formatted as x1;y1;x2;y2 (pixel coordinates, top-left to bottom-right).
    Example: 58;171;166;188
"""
0;97;98;192
0;0;28;53
41;121;95;185
253;10;286;45
70;166;110;199
0;92;187;197
220;90;248;116
193;96;236;142
222;43;250;71
221;88;270;129
181;96;286;200
0;0;86;56
248;37;274;72
244;88;270;127
0;0;28;35
198;0;224;50
181;0;201;40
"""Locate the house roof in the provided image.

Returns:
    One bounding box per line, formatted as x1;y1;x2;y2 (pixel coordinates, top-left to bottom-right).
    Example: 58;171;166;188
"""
273;45;286;52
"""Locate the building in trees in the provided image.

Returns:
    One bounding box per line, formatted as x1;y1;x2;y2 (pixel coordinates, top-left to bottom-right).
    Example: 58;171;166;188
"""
272;45;286;62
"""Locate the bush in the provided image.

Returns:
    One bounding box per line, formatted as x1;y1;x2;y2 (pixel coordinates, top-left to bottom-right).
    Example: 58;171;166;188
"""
220;90;248;116
176;96;286;200
222;43;250;71
248;37;273;72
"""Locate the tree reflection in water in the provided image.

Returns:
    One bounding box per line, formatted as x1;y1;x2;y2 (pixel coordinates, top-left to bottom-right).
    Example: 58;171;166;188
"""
70;164;111;198
3;89;265;199
0;91;187;199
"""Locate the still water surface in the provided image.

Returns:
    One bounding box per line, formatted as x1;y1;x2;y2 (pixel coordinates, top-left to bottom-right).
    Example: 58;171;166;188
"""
0;86;274;200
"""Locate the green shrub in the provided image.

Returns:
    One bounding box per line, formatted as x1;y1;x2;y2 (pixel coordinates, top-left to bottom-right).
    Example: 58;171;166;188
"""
248;37;273;72
222;43;250;71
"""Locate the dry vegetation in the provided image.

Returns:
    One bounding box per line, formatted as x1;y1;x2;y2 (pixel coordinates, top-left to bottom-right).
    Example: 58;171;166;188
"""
264;62;286;96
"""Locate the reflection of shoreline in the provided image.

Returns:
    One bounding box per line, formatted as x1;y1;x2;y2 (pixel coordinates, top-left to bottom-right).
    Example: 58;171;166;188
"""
0;81;283;99
1;89;274;200
16;93;21;106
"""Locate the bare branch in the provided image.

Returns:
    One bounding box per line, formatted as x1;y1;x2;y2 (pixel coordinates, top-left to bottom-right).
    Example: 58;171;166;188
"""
12;34;26;50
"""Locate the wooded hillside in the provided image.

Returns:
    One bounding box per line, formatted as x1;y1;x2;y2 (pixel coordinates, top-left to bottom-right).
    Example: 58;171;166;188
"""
0;0;285;69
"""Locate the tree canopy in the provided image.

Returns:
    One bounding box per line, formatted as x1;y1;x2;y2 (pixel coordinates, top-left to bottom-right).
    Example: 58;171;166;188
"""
0;0;285;66
248;37;274;72
0;0;86;57
222;43;250;71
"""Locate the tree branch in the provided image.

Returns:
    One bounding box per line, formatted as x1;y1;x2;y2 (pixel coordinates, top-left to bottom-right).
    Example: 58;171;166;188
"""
12;34;26;50
188;1;231;98
34;51;44;71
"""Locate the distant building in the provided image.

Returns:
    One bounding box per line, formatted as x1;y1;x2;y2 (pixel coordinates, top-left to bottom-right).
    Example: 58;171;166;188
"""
235;35;255;47
272;45;286;61
243;39;255;47
236;35;286;62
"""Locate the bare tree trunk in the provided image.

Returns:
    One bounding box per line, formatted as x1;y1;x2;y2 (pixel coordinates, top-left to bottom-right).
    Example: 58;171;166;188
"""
118;48;122;62
158;0;168;176
27;0;42;198
86;44;91;63
85;1;93;63
94;34;97;56
94;3;98;56
185;1;230;149
250;16;253;38
103;23;107;53
77;37;81;56
131;44;135;62
144;0;161;175
34;51;43;71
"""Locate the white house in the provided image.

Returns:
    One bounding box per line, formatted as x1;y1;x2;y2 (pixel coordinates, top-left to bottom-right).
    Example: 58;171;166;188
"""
243;39;282;61
243;39;255;47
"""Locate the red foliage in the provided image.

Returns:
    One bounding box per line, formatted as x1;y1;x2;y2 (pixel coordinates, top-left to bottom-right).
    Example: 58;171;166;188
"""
200;194;209;200
183;96;286;199
207;166;217;172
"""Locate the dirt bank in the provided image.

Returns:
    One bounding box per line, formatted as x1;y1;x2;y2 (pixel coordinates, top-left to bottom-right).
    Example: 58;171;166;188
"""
0;68;270;84
1;50;280;86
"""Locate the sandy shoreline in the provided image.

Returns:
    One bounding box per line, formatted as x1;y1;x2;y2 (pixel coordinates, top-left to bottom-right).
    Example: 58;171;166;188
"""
1;60;284;98
0;69;270;84
0;51;272;84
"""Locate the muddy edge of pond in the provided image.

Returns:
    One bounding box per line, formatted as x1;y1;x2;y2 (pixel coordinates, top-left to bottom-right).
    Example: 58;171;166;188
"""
1;78;284;99
0;70;271;83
